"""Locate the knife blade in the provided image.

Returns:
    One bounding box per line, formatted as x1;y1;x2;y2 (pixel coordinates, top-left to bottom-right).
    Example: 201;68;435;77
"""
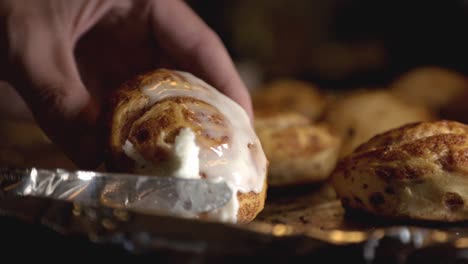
0;167;232;217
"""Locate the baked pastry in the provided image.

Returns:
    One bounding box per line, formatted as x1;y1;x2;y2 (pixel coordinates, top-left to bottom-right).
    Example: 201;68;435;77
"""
254;111;310;129
332;120;468;222
252;79;326;121
391;67;468;112
324;89;433;157
106;69;268;223
255;112;340;186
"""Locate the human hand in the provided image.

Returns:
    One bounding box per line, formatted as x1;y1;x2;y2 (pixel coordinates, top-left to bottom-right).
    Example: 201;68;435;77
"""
0;0;252;169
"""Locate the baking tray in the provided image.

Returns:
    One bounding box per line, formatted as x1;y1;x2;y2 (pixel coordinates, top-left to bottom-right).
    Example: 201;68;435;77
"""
2;120;468;263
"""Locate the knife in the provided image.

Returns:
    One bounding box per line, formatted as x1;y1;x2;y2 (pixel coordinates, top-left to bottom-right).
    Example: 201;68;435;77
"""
0;167;232;218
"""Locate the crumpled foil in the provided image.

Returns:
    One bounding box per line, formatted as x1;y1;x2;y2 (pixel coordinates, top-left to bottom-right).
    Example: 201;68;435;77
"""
0;167;249;256
1;167;468;262
0;167;232;217
248;184;468;263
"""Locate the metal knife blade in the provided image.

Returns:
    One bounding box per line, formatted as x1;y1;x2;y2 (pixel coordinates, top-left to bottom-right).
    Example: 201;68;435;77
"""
0;167;232;217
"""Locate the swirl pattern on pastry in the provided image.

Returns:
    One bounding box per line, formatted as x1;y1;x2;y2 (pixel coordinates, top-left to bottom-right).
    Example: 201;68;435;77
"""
106;69;268;223
255;112;340;186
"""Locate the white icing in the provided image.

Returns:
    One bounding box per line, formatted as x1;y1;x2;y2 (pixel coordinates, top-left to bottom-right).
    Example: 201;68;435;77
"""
123;128;201;180
122;140;158;175
124;70;267;223
173;128;200;179
210;183;239;222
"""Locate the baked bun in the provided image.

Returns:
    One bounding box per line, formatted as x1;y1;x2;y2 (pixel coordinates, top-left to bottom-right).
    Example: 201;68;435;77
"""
391;67;468;112
255;112;340;186
252;79;326;121
332;120;468;222
324;90;433;157
106;69;268;223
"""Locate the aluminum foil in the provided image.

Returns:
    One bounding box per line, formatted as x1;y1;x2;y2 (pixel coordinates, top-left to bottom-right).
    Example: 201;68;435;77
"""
0;167;232;218
1;168;468;262
247;184;468;263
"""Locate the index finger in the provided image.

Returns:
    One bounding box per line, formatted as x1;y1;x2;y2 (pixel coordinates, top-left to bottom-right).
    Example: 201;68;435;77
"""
150;0;253;118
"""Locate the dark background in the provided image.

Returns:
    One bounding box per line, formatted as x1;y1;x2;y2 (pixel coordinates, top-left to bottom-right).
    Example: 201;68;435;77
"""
187;0;468;90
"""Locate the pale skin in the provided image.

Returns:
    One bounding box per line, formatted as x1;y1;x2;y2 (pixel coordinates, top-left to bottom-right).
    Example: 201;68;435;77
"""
0;0;252;169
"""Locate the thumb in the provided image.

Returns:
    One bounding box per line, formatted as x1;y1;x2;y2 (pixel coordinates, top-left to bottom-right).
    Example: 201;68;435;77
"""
7;20;102;169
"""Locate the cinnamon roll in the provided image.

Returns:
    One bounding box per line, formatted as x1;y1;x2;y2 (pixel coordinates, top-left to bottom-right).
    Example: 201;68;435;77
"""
106;69;268;223
332;120;468;222
391;67;468;112
252;79;326;121
254;112;340;186
324;90;433;157
390;67;468;123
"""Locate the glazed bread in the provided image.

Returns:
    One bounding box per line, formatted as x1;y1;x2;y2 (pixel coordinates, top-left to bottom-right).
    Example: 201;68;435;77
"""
106;69;268;223
324;90;433;157
252;79;326;121
332;120;468;222
255;112;340;186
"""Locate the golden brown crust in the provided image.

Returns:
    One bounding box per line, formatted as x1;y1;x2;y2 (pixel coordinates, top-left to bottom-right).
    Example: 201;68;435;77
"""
237;178;267;223
106;69;267;223
355;120;468;153
255;112;340;186
332;120;468;222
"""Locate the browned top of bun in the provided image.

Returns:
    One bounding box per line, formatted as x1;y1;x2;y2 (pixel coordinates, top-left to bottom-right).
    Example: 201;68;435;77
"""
342;120;468;179
355;120;468;152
